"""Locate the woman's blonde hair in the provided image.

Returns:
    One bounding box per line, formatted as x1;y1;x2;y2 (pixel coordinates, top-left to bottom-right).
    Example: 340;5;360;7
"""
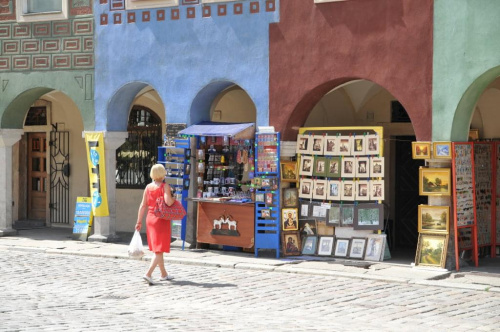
150;163;166;181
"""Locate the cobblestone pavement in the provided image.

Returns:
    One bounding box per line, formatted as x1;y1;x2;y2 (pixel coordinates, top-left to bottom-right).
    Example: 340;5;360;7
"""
1;249;500;332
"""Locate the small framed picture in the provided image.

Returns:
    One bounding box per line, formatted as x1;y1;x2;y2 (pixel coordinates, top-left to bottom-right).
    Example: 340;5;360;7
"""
311;203;328;219
419;167;451;196
317;236;335;256
349;238;367;259
365;234;387;261
261;209;271;219
412;142;431;159
311;136;324;155
370;157;384;178
354;203;384;230
324;136;339;156
262;178;271;188
253;177;262;188
326;157;341;178
415;234;448;268
184;163;191;176
338;136;352;155
301;236;318;255
281;161;298;182
299;155;314;176
296;134;311;154
340;180;355;201
313;156;327;177
299;178;313;199
282;188;299;208
299;201;311;218
266;192;274;205
184;149;192;159
196;149;205;160
183;179;190;190
334;238;350;257
197;162;205;173
340;204;355;226
352;136;365;156
341;157;355;178
326;203;341;227
313;179;327;200
282;231;301;256
432;142;452;159
327;180;341;201
299;219;317;236
468;129;479;141
366;134;380;155
355;180;370;201
282;208;299;231
418;205;450;234
370;180;385;201
255;193;265;202
355;157;369;178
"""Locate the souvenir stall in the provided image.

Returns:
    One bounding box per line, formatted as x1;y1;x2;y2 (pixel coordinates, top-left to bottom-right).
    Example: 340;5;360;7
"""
179;122;256;249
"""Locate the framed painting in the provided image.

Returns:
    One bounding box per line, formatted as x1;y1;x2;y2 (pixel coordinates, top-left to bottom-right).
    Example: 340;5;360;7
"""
468;129;479;141
365;234;387;261
326;157;341;177
299;178;313;199
313;179;327;200
353;203;384;230
313;156;327;177
282;188;299;208
299;155;314;176
255;193;264;202
296;134;311;154
352;136;365;156
355;157;370;178
341;157;355;177
418;205;450;234
326;203;341;227
355;180;370;201
324;136;339;156
338;136;352;156
265;192;273;205
415;234;448;268
340;204;355;226
340;180;355;201
370;180;385;201
419;167;451;196
334;238;350;258
184;163;191;176
316;220;334;236
366;134;380;156
311;203;328;220
317;236;335;256
311;136;325;155
281;161;298;182
299;219;317;237
432;142;452;159
261;209;271;219
301;236;318;255
349;238;367;259
282;208;299;231
282;231;301;256
370;157;384;178
299;201;311;218
412;141;431;159
327;180;341;201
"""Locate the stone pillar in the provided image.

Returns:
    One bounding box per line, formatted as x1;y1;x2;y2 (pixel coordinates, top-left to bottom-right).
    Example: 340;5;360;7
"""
0;129;24;237
85;131;128;243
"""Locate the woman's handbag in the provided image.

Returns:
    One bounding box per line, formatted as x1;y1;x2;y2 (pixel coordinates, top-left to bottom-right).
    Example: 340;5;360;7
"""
153;184;187;220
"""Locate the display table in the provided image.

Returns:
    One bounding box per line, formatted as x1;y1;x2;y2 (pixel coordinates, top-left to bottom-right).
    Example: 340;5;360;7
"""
192;198;255;248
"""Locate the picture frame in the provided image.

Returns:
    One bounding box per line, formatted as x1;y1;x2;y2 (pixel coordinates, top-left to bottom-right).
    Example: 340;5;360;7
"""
265;192;273;205
313;156;327;177
355;157;369;178
353;203;384;230
415;234;448;268
282;188;299;208
326;157;341;177
299;201;310;218
299;178;313;199
183;179;190;190
184;148;192;159
296;134;311;154
255;193;265;202
317;236;335;256
196;149;205;160
313;179;327;200
468;129;479;141
323;136;339;156
341;157;355;178
432;142;452;159
253;177;262;188
349;238;367;259
370;157;384;178
340;204;355;226
317;219;334;236
419;167;451;196
365;234;386;261
299;155;314;176
311;136;325;155
282;208;299;231
418;205;450;234
338;136;352;156
282;231;301;256
184;163;191;176
334;238;350;257
301;236;318;255
262;178;271;188
412;141;431;159
299;219;317;237
370;180;385;201
340;180;355;201
280;161;298;182
355;180;370;201
261;209;271;219
352;136;365;156
197;161;205;173
326;203;341;226
366;134;380;156
311;203;328;219
327;180;341;201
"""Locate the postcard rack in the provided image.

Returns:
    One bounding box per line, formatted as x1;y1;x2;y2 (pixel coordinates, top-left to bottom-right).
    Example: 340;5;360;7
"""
254;132;281;258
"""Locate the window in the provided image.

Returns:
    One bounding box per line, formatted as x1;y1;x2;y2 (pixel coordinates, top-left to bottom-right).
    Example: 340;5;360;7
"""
25;107;48;126
16;0;68;22
126;0;178;10
116;106;162;189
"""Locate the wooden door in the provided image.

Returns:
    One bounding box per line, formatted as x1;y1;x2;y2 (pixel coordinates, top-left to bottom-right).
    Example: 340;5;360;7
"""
28;133;47;220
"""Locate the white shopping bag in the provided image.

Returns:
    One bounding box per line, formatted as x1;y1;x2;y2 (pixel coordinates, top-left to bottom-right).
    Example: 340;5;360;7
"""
128;230;144;258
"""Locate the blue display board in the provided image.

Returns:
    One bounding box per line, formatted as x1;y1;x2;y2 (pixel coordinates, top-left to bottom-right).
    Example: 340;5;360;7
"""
72;197;93;241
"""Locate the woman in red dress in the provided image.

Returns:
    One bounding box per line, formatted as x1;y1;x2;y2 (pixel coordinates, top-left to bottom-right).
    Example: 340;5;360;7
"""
135;164;176;284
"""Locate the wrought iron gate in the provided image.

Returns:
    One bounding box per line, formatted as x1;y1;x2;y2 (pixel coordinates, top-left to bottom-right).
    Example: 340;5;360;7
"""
49;130;70;224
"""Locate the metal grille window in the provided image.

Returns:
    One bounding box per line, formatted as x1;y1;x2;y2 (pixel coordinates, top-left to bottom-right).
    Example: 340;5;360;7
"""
116;106;162;189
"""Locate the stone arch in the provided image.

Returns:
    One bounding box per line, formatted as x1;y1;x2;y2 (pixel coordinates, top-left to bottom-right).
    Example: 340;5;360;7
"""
1;88;54;128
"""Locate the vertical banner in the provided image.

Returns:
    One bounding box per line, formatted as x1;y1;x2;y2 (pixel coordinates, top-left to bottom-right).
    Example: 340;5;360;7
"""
85;132;109;216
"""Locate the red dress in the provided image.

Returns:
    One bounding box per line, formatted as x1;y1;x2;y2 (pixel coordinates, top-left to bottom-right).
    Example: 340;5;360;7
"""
146;183;171;253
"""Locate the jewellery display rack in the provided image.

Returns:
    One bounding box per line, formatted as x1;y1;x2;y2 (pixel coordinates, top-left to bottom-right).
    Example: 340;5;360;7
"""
158;138;190;250
254;132;281;258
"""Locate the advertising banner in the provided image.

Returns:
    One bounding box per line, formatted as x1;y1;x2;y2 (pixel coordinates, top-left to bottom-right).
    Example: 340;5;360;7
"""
84;132;109;216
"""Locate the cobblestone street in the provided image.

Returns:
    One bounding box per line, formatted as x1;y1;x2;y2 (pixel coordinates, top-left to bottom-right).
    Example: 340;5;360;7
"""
1;249;500;331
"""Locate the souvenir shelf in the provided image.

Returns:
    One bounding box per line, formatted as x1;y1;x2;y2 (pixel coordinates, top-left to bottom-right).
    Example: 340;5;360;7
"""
254;132;281;258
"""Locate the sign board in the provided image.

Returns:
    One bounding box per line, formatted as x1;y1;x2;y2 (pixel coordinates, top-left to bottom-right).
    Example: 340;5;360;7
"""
166;123;187;137
72;197;94;241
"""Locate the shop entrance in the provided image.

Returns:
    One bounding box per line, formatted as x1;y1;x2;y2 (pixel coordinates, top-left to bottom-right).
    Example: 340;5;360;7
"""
27;132;47;220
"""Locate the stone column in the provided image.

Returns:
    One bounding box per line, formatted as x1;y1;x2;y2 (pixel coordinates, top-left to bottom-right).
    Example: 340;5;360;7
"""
0;129;24;237
85;131;128;243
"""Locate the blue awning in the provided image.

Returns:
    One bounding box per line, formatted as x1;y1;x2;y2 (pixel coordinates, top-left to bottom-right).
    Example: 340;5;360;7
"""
178;121;255;139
